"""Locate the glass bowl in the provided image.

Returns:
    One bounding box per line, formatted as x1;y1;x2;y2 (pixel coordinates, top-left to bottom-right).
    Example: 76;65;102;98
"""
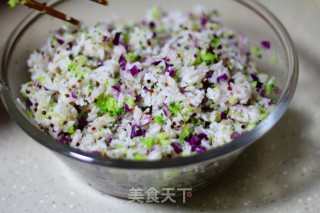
0;0;298;198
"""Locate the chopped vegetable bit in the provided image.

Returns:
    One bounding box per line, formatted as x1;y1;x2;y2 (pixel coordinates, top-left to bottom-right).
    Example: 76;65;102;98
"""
127;97;135;107
97;95;123;116
26;109;33;118
155;132;169;140
154;113;164;124
8;0;27;8
140;137;155;148
246;123;256;131
199;50;218;65
150;7;161;20
128;52;140;62
251;46;262;58
169;103;182;117
261;41;271;49
266;77;275;96
67;126;75;134
133;153;146;160
179;125;193;141
37;76;45;84
228;96;237;105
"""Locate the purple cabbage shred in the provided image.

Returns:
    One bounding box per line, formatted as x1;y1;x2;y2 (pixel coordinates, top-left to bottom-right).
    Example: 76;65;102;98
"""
61;135;72;144
111;85;121;93
256;82;263;90
261;41;271;49
217;74;228;83
124;104;131;112
206;70;214;79
193;146;206;153
228;78;235;84
102;35;109;42
57;38;65;45
200;17;208;26
130;65;140;77
143;86;151;92
260;89;266;98
97;61;104;67
250;73;259;82
171;142;182;154
135;94;142;102
152;60;162;66
113;32;121;45
66;43;73;51
163;105;169;117
118;55;127;70
71;90;78;99
167;68;175;78
185;133;208;153
130;125;145;138
185;133;208;146
25;99;33;109
220;112;227;120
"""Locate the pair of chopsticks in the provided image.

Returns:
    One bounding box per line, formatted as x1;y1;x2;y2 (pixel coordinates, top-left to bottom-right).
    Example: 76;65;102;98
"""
24;0;108;25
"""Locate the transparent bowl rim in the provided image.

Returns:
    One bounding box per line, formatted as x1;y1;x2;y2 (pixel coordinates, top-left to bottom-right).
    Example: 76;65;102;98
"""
0;0;298;169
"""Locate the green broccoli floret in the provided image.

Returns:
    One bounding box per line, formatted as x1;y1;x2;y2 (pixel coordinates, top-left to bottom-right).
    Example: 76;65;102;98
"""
179;125;193;141
155;132;171;146
154;113;164;124
127;97;135;108
168;103;182;117
67;56;88;78
199;50;218;65
127;52;140;63
140;137;154;148
133;153;146;161
37;76;45;84
97;95;123;116
67;126;75;134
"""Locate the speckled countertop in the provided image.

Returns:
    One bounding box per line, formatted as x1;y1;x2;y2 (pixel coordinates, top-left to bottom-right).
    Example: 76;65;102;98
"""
1;0;320;212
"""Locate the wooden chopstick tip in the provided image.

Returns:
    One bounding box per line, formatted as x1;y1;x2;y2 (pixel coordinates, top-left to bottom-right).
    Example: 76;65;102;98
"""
21;0;109;26
89;0;109;6
25;0;80;26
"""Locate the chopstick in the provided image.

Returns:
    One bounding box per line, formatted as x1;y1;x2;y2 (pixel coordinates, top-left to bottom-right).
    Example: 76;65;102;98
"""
24;0;109;26
25;0;80;25
89;0;109;5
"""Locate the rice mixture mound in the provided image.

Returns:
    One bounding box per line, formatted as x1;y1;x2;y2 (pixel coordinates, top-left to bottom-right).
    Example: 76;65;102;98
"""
21;8;277;160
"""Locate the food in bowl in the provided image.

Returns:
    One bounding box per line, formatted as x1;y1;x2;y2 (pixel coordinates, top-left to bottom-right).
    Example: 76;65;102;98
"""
20;7;277;160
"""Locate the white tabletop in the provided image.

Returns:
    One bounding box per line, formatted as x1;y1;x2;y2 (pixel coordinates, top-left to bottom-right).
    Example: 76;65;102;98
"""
1;0;320;212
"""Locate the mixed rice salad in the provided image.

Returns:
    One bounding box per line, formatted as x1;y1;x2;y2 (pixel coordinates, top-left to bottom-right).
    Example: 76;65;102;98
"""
21;8;277;160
